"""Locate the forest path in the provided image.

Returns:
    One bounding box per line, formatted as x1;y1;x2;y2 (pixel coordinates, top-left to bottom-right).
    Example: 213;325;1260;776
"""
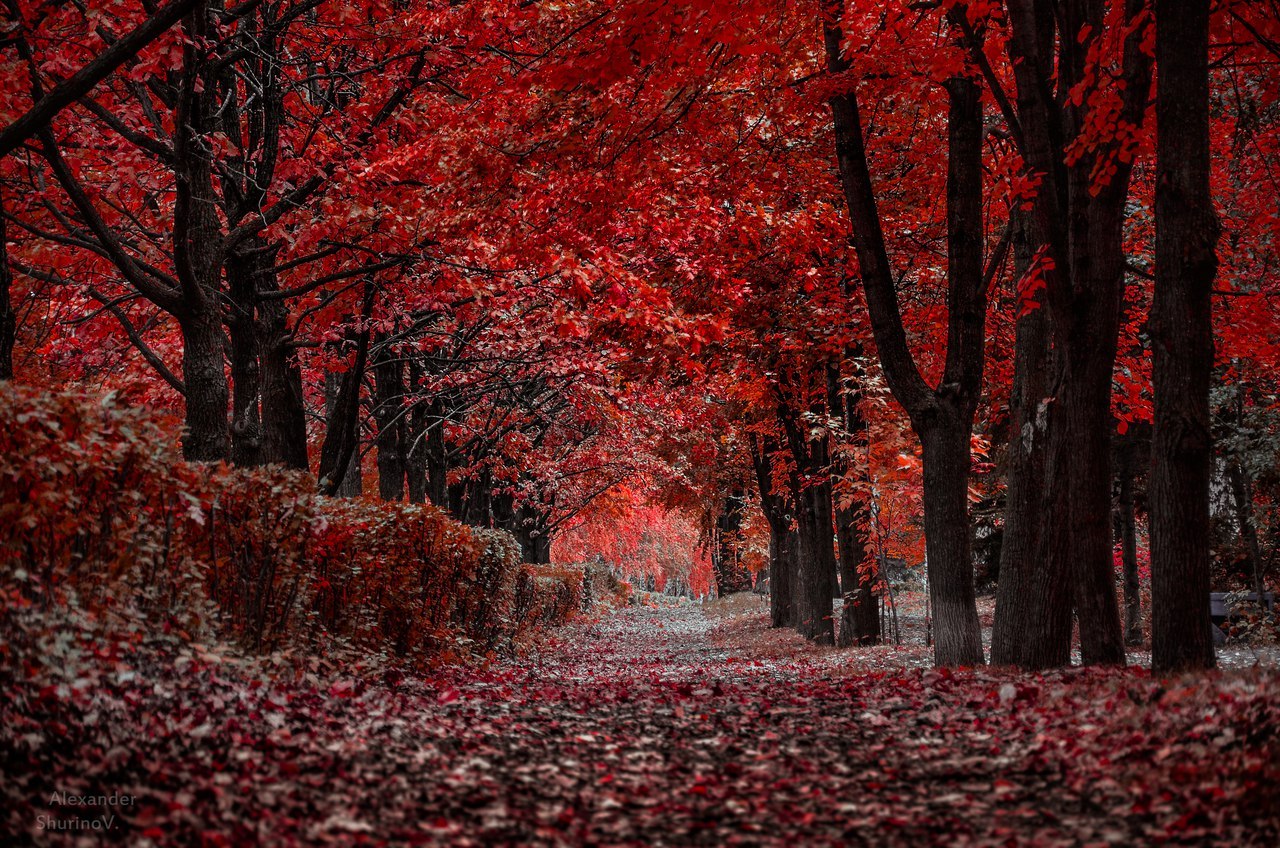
319;602;1275;846
11;603;1277;845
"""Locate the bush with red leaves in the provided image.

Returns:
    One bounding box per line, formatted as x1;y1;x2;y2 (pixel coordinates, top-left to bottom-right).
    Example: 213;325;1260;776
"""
0;385;582;670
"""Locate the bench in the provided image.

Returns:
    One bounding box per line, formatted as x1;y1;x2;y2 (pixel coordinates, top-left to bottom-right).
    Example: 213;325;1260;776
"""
1209;592;1275;645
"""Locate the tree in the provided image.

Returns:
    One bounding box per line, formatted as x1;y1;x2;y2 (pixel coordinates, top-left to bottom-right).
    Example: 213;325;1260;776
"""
824;2;990;666
991;0;1153;669
1149;0;1219;672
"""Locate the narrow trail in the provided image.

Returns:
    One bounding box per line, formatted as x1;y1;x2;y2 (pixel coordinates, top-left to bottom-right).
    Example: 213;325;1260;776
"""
7;602;1279;846
297;603;1275;847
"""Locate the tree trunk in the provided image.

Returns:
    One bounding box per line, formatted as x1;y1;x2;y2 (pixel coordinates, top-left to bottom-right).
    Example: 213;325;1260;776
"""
827;362;879;648
425;397;450;508
751;434;795;628
793;473;836;645
835;502;879;648
324;370;363;496
769;525;797;629
1149;0;1218;673
920;422;985;666
227;251;264;467
1001;0;1151;669
520;503;552;564
178;308;231;463
257;292;308;470
0;197;15;381
405;362;428;503
824;11;988;664
171;4;230;463
1064;167;1130;669
713;491;752;595
778;397;836;645
1116;434;1143;646
1229;463;1265;598
990;210;1049;664
1020;343;1121;668
318;291;374;495
372;335;406;501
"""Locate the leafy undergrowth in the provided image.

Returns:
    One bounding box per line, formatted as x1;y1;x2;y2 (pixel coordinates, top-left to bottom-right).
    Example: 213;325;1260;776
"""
4;604;1279;846
710;592;1280;672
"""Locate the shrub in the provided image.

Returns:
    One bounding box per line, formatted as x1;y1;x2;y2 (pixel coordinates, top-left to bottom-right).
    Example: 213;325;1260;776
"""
0;385;581;669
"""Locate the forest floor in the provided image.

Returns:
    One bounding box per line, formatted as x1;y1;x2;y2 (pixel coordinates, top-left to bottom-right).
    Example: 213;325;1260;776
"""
5;599;1280;846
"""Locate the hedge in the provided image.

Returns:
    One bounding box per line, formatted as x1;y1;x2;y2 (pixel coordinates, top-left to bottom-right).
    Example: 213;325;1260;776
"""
0;385;582;667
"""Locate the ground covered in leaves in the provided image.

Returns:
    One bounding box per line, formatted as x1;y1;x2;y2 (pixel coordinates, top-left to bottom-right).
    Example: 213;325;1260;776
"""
4;601;1279;846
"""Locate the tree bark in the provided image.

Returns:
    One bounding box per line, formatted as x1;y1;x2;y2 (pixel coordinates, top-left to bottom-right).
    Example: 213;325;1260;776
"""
519;502;552;564
177;308;231;463
1116;432;1143;646
324;370;363;497
827;362;879;647
0;196;15;381
779;397;836;645
257;289;308;469
1001;0;1152;668
1228;462;1264;598
318;290;374;496
824;8;987;664
920;422;985;665
170;2;230;463
751;434;795;628
990;210;1049;664
771;527;797;629
793;471;836;645
713;490;752;595
424;396;450;508
372;335;407;501
1149;0;1218;673
405;362;428;503
228;252;264;467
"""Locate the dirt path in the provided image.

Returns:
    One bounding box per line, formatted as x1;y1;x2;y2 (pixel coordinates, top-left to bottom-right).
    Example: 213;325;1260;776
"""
6;603;1279;846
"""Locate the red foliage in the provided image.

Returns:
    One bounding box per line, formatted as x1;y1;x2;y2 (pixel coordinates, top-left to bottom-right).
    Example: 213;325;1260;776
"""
2;603;1276;845
0;385;581;665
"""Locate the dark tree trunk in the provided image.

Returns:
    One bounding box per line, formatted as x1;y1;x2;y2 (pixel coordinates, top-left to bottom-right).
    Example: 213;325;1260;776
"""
318;291;374;496
324;371;363;497
779;398;836;645
227;252;264;467
1116;433;1143;646
920;422;985;665
178;308;231;463
214;11;307;472
405;362;428;503
518;503;552;564
257;292;308;470
1063;168;1130;669
493;490;518;535
827;362;880;648
793;473;836;645
750;434;795;628
1149;0;1218;673
770;526;797;629
0;197;15;381
835;503;878;648
425;397;450;508
824;10;987;664
1229;462;1265;598
990;210;1049;664
457;468;492;527
372;336;407;501
1001;0;1151;669
1022;341;1122;668
713;491;752;595
172;4;230;463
